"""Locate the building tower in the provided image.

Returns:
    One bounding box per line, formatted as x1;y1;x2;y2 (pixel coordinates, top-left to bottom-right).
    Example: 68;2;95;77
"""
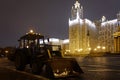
71;0;83;20
117;11;120;31
69;0;84;54
69;0;97;54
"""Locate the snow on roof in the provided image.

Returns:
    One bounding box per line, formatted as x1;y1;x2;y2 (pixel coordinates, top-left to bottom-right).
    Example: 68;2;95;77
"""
85;19;96;28
69;18;96;28
63;39;69;44
101;19;118;27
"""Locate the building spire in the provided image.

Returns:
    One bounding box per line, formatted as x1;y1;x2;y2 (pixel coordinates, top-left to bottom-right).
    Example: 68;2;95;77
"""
74;0;80;8
70;0;83;20
117;11;120;21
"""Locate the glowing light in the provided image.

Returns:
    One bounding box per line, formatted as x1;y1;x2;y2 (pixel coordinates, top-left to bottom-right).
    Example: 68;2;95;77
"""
63;39;69;44
88;48;91;51
97;46;101;49
102;46;106;50
74;1;80;8
94;48;97;51
49;38;59;43
65;50;70;54
54;68;69;77
80;48;83;51
44;39;48;44
102;16;106;22
5;50;9;53
40;40;44;44
65;50;70;52
77;48;83;52
30;29;34;33
26;46;29;48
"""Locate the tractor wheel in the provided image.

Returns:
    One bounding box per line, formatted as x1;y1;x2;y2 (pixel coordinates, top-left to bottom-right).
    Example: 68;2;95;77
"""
31;61;44;75
15;51;26;71
44;63;54;79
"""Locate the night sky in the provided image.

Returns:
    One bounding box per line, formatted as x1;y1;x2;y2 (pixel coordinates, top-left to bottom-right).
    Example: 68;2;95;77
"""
0;0;120;47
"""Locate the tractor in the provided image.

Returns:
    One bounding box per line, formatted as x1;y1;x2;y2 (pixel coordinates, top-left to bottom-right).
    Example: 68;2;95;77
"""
12;30;83;79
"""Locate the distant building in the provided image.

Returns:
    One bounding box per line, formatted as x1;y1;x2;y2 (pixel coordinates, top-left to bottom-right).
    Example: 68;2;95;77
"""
113;32;120;53
68;0;98;54
98;12;120;53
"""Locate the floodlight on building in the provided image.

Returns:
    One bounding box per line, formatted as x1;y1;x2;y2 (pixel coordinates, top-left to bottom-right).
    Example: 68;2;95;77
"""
94;48;97;51
97;46;101;49
88;48;91;51
77;48;83;52
65;50;70;54
102;46;106;50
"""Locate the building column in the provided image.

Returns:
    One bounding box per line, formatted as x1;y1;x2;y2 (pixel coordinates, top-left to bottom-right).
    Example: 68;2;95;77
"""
114;37;117;53
116;37;118;52
118;37;120;52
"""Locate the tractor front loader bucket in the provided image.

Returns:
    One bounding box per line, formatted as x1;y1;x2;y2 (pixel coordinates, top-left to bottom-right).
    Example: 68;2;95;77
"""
45;58;83;79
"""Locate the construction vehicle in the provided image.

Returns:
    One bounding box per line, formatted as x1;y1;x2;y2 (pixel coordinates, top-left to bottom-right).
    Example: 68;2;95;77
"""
11;30;83;79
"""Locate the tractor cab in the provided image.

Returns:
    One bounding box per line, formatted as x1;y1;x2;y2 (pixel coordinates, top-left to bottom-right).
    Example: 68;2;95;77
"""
18;30;62;58
18;30;44;49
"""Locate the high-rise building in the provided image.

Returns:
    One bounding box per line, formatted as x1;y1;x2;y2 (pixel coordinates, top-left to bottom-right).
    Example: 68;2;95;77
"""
68;0;98;54
98;12;120;53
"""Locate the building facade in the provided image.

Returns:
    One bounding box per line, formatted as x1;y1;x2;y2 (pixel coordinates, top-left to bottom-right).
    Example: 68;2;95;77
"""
98;12;120;53
68;1;98;54
113;32;120;53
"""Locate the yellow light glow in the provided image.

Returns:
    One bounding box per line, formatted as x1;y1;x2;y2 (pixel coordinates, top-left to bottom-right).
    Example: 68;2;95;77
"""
97;46;101;49
102;46;106;50
88;48;91;50
77;49;83;52
66;50;70;52
5;50;9;53
30;29;34;33
26;46;29;48
94;48;97;51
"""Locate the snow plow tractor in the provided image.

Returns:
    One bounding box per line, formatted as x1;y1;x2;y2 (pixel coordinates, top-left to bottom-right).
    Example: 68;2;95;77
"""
12;30;83;79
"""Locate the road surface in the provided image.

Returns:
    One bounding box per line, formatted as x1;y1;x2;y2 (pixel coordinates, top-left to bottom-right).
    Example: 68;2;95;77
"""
0;56;120;80
0;58;48;80
76;56;120;80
